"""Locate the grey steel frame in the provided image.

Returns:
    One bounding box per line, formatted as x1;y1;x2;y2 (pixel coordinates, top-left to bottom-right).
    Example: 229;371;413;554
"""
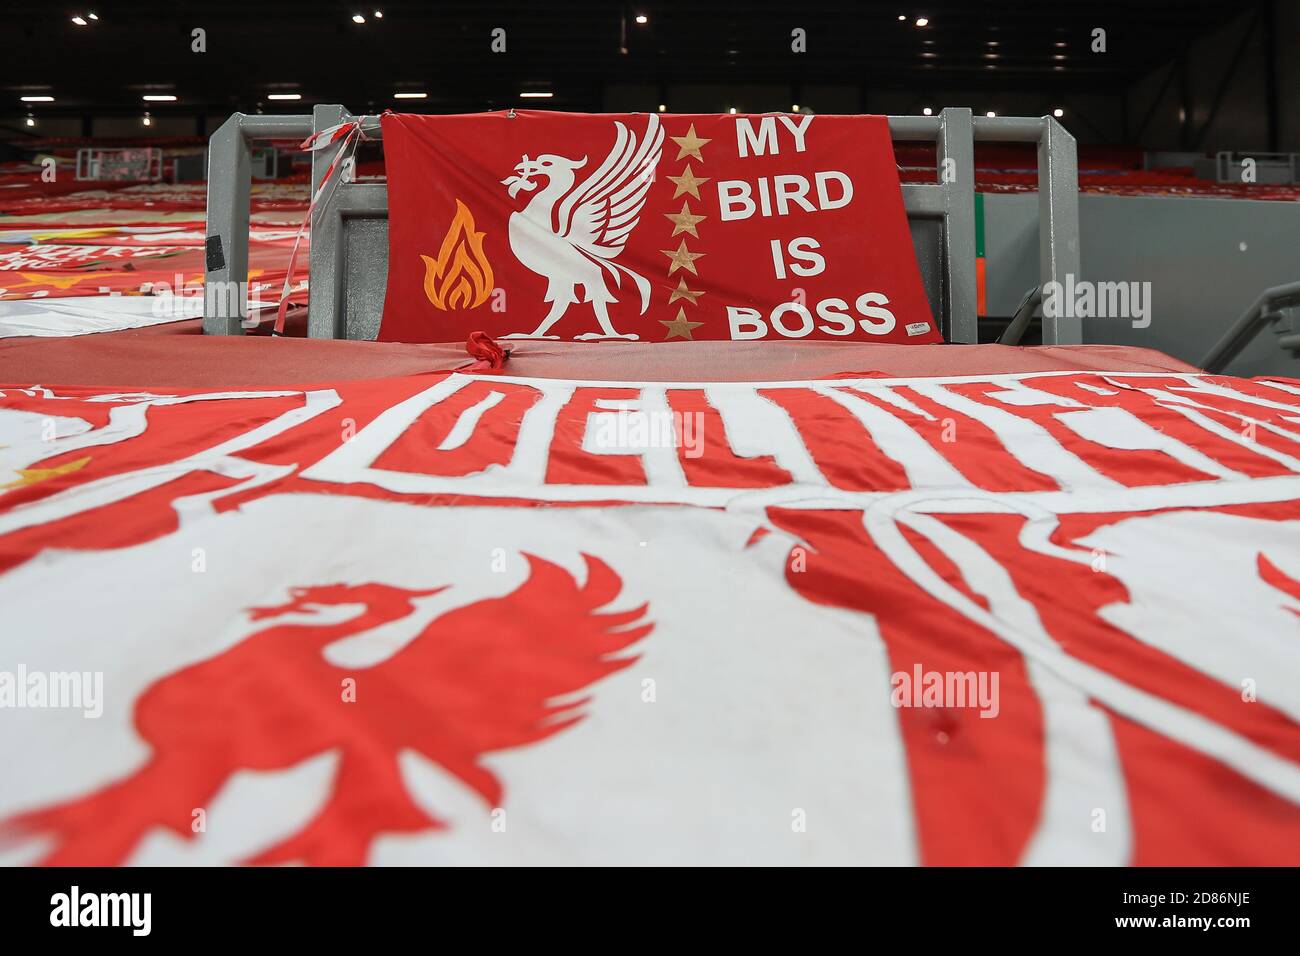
204;105;1081;344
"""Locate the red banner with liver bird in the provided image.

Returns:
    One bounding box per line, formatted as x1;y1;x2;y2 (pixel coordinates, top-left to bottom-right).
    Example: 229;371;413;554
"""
379;110;939;345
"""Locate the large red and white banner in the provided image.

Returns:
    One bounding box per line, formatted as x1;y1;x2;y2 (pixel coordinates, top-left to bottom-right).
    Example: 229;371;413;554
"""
1;368;1298;865
380;111;939;345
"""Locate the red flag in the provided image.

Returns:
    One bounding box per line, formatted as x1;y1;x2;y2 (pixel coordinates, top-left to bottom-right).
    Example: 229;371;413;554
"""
2;367;1299;865
379;110;939;345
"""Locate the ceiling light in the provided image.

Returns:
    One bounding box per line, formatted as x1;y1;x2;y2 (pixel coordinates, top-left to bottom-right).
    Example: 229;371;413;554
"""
88;11;98;19
71;16;87;25
520;91;554;98
142;94;177;102
142;112;152;126
394;92;427;99
922;107;932;116
1053;108;1065;118
352;14;365;24
987;40;999;46
986;111;997;117
792;104;800;112
21;95;54;103
898;15;906;21
728;107;737;115
373;9;383;17
915;17;929;27
985;53;999;58
1055;42;1067;48
267;93;302;101
658;104;666;112
25;115;36;127
635;14;648;24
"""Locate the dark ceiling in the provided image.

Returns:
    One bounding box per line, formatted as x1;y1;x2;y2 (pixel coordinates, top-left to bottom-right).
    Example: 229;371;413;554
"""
1;0;1245;116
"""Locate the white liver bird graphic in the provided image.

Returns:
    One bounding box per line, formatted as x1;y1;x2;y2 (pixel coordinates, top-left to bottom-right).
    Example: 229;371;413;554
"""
500;115;663;340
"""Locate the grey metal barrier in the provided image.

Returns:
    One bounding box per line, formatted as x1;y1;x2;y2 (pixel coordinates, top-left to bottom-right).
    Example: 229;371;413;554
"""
204;105;1080;344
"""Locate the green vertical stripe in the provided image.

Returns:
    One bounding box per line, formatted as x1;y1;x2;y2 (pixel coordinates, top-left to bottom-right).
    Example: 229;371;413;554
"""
974;191;985;259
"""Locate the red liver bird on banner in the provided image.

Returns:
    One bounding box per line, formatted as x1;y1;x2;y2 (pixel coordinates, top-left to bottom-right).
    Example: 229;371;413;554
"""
2;554;650;867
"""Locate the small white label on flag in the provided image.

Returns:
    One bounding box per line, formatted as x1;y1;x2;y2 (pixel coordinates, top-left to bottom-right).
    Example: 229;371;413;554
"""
905;322;931;336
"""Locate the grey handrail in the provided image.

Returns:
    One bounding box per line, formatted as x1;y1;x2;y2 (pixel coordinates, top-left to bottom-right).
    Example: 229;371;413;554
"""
997;286;1044;346
1200;280;1300;373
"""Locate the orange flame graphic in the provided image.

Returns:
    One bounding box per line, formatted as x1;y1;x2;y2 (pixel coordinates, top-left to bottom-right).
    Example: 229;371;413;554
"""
420;199;494;311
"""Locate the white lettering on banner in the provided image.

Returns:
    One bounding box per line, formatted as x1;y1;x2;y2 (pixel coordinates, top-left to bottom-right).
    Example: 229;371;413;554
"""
769;237;825;279
727;294;896;340
9;371;1300;523
719;114;876;334
776;175;815;214
718;180;756;221
906;380;1123;492
583;389;690;484
735;114;814;158
818;386;972;488
816;171;853;209
704;383;827;485
855;293;897;335
726;306;767;341
815;298;853;335
771;302;814;337
718;171;855;222
294;372;1300;513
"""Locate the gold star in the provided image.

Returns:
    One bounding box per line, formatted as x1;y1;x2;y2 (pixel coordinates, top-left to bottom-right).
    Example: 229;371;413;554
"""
661;308;704;340
667;277;704;306
663;200;707;238
670;124;712;162
660;239;705;276
667;164;710;200
2;456;91;490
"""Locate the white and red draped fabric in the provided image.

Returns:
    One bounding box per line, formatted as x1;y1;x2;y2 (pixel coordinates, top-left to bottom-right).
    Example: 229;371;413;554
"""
0;179;310;338
379;110;939;345
1;365;1298;865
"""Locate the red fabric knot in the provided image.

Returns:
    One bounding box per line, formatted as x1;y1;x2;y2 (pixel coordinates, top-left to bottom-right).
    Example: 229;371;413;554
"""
462;331;509;372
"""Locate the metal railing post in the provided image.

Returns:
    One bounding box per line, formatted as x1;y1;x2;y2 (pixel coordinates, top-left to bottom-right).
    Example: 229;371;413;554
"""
307;104;351;339
1037;117;1081;344
204;115;252;335
938;108;977;343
